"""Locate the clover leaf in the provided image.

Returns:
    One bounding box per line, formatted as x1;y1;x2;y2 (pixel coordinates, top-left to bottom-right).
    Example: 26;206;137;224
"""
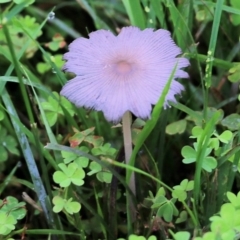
0;126;19;162
13;15;41;37
41;92;74;126
166;119;187;135
151;191;178;222
217;130;233;143
210;203;240;238
211;130;233;144
53;163;85;187
96;171;112;183
221;114;240;131
156;199;179;222
53;196;81;214
61;146;89;168
226;192;240;209
45;34;66;52
181;146;217;172
0;197;26;220
151;195;167;209
181;146;196;164
0;212;17;235
91;143;117;156
128;235;157;240
172;232;190;240
208;138;219;151
176;210;188;224
194;232;217;240
69;127;104;150
7;15;42;58
37;54;64;74
87;162;112;183
172;179;194;201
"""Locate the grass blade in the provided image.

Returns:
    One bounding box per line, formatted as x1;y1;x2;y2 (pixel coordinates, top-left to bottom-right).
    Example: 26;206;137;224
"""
122;0;146;29
1;89;54;227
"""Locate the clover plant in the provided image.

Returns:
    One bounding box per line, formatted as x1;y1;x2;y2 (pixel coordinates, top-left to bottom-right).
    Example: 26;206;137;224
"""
0;196;26;236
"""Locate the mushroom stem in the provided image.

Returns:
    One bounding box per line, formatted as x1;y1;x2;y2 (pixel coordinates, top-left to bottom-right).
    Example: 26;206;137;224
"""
122;111;136;221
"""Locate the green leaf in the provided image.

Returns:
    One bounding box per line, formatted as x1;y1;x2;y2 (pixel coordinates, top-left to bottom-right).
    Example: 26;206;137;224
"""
0;212;17;235
0;126;19;161
74;156;89;168
172;188;187;201
62;146;89;167
41;92;74;126
5;135;19;155
37;62;51;74
185;180;194;191
148;236;157;240
53;171;71;187
175;211;187;224
173;231;190;240
166;119;187;135
65;198;81;214
180;179;188;189
96;171;112;183
129;235;146;240
191;126;203;138
218;130;233;143
182;146;196;164
70;168;85;186
91;143;117;156
0;197;26;220
155;187;166;197
87;162;102;176
157;202;173;222
194;232;216;240
170;199;179;216
45;112;58;127
49;41;59;51
221;114;240;130
53;163;85;187
210;203;240;236
52;196;81;214
69;127;95;147
202;156;217;172
226;192;238;206
62;151;78;164
196;9;213;22
182;144;216;172
84;135;104;148
151;196;166;209
208;138;219;151
87;161;112;183
153;195;167;206
52;196;64;213
51;54;64;68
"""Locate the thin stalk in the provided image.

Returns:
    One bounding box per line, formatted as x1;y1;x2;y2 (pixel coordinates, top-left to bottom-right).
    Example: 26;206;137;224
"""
122;111;135;195
122;111;136;223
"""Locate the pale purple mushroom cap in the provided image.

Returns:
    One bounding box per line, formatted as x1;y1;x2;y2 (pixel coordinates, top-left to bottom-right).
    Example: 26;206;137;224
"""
61;26;189;123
